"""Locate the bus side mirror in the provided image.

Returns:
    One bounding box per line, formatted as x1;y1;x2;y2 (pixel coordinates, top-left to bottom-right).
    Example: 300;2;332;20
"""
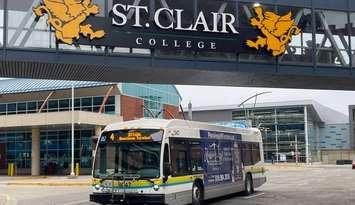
163;163;171;183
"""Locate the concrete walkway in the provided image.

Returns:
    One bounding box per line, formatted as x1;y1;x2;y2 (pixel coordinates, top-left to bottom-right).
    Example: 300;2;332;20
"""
0;176;91;187
265;163;353;170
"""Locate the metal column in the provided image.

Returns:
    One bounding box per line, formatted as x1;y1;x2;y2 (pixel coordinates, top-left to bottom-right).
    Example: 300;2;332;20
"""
304;106;310;164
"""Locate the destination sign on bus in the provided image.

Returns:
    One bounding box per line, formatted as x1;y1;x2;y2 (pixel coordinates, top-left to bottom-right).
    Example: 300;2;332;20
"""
107;132;153;142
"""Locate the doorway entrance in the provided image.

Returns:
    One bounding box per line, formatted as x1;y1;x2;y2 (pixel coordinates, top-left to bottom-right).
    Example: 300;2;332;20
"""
0;143;6;169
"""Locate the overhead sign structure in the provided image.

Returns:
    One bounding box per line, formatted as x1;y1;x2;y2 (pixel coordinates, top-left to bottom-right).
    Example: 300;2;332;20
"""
33;0;106;45
33;0;300;56
246;7;301;56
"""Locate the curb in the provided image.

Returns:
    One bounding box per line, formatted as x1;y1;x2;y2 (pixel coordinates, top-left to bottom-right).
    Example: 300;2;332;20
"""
6;182;91;187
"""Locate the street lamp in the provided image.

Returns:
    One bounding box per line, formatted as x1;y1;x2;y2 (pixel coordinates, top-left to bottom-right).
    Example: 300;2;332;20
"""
238;91;272;128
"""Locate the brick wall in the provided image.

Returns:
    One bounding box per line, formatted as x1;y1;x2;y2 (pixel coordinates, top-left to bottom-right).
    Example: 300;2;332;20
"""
120;95;143;121
163;104;180;119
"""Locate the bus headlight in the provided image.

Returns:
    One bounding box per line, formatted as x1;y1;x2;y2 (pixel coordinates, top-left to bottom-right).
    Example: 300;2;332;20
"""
153;184;160;191
94;184;100;190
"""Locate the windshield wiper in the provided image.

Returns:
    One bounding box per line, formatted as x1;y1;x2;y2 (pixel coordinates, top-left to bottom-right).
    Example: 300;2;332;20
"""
136;177;155;184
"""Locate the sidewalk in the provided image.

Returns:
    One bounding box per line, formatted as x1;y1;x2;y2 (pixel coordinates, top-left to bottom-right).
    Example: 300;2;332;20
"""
0;175;91;187
265;163;353;170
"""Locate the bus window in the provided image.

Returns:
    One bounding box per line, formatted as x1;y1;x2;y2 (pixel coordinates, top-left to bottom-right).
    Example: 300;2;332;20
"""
190;141;203;174
242;142;261;166
242;142;253;166
171;140;190;176
163;144;170;164
176;151;188;174
252;143;261;164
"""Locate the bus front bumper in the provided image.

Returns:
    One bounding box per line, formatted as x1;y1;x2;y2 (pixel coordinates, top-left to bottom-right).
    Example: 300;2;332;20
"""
90;193;165;204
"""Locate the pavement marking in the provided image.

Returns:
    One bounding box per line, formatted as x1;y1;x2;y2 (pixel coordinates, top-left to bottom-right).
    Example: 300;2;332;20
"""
242;192;265;199
59;200;90;205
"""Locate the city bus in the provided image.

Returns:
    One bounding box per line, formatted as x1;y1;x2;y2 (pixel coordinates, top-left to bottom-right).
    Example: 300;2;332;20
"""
90;119;266;205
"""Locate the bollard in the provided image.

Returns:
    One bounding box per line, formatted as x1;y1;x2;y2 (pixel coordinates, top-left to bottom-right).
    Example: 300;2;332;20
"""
11;163;15;176
7;163;14;176
75;162;80;176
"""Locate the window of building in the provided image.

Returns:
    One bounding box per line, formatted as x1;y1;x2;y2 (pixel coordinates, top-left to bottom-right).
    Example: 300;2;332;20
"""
17;103;26;114
81;97;92;107
0;95;115;115
48;100;59;112
7;0;55;49
121;84;181;116
7;103;16;114
0;104;6;115
59;99;70;111
27;101;37;113
93;97;104;106
315;10;349;67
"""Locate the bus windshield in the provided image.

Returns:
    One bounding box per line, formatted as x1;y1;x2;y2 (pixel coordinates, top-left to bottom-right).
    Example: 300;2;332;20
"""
93;129;163;179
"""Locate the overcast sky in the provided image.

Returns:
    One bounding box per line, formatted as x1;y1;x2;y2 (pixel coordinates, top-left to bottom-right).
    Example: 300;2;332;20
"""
176;85;355;115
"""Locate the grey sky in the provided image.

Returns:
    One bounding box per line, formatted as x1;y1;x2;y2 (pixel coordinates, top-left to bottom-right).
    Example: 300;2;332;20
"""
176;85;355;115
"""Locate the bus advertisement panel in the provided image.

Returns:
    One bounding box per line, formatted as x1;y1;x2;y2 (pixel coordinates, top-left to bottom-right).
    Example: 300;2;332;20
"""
200;130;243;186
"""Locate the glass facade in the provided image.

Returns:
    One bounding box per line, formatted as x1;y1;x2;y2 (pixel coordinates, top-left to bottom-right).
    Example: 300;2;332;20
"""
1;0;354;69
121;83;181;118
320;124;350;150
0;132;31;169
0;129;93;174
232;106;320;163
40;129;93;175
0;96;115;115
0;81;182;174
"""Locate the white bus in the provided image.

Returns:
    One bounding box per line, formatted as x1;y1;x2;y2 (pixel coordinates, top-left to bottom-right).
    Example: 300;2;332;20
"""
90;119;266;205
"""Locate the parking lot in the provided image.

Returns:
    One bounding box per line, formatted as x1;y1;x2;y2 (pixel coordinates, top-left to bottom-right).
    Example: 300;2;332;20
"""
209;166;355;205
1;166;355;205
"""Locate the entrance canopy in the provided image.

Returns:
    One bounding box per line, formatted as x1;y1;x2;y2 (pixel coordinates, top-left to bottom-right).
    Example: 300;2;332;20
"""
2;0;355;90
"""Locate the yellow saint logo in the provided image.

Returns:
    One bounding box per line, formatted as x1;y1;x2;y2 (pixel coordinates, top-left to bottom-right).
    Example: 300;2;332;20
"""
33;0;106;45
246;7;301;56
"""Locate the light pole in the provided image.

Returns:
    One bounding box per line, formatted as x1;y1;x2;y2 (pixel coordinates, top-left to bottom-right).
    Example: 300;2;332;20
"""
238;91;272;128
275;129;279;163
295;134;298;164
70;83;75;177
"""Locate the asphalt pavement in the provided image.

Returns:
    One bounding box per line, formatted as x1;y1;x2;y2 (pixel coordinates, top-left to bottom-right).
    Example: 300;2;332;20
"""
1;166;355;205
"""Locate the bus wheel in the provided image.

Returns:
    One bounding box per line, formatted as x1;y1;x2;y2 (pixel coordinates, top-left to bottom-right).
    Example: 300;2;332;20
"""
243;174;254;196
192;182;204;205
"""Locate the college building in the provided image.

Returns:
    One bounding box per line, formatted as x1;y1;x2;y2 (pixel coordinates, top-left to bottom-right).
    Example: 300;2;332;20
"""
185;100;350;164
0;79;181;176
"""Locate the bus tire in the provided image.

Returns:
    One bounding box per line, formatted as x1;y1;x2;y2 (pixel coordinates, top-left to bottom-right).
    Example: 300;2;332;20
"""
243;173;254;196
192;181;204;205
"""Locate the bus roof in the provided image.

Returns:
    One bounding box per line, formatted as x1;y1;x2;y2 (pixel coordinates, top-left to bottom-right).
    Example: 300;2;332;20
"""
104;118;260;137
